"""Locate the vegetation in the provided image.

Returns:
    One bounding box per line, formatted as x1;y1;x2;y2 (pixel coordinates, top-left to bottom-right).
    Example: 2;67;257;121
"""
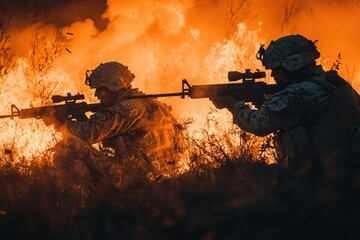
0;15;14;93
1;153;359;239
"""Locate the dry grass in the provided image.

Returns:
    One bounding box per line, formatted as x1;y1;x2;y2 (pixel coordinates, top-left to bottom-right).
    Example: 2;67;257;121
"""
1;154;359;239
0;15;14;93
26;31;65;106
0;113;359;239
175;111;277;172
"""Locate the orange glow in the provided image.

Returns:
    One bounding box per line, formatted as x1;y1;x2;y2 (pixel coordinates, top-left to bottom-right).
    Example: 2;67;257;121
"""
1;0;359;172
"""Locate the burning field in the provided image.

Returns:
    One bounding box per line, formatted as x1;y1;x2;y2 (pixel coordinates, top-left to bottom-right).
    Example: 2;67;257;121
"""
1;0;360;239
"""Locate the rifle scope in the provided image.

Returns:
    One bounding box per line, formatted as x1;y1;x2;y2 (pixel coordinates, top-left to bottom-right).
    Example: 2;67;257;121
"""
228;69;265;81
52;93;85;103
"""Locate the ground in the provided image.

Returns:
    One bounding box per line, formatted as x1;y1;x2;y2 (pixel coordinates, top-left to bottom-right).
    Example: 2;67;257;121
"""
0;158;359;240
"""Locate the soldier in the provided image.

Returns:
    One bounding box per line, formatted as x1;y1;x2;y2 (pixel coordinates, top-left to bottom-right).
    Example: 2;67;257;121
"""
211;35;360;188
52;61;181;192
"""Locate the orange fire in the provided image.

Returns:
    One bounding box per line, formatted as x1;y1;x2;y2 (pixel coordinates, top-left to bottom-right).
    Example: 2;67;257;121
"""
0;0;359;172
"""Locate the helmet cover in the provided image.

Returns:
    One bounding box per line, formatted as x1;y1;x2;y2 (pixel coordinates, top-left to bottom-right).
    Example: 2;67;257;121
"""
85;62;135;91
257;34;320;72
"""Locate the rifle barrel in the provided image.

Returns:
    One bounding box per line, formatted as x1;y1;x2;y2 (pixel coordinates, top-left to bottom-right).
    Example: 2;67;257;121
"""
126;92;188;99
0;114;14;119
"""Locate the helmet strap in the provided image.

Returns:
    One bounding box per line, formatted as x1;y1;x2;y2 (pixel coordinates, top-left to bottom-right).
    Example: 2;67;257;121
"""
256;44;266;62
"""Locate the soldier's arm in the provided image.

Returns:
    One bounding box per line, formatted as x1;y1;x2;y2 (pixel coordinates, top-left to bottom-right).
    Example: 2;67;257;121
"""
62;109;129;144
231;87;311;136
232;81;333;137
232;101;284;137
63;100;146;144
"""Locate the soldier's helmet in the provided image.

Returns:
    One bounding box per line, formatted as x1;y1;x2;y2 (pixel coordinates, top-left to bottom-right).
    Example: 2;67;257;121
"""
85;62;135;91
256;34;320;72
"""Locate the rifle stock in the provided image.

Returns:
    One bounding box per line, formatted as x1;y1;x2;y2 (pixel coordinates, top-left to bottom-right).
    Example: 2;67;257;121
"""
189;81;280;101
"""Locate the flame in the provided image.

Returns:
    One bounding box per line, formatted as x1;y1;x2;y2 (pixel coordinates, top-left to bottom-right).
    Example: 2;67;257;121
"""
0;0;359;172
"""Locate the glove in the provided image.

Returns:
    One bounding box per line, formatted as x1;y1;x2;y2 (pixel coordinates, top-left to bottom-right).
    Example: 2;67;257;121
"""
233;101;250;112
209;96;237;111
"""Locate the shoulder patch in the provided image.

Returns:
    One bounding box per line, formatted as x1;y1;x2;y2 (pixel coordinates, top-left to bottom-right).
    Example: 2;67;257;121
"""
90;109;113;123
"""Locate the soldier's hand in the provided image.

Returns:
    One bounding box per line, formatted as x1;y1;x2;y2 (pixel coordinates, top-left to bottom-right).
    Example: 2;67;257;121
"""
42;114;58;126
234;101;250;111
209;96;237;111
42;110;68;128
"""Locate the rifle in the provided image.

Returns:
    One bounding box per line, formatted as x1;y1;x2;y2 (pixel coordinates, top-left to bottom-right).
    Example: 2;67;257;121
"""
129;69;282;107
0;93;101;122
0;69;281;121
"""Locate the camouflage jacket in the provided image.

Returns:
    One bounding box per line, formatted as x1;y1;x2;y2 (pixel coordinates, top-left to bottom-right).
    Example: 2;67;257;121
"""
63;88;178;173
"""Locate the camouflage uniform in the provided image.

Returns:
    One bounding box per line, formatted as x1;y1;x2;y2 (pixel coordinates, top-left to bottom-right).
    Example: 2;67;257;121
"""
54;62;180;191
233;68;360;166
233;35;360;175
